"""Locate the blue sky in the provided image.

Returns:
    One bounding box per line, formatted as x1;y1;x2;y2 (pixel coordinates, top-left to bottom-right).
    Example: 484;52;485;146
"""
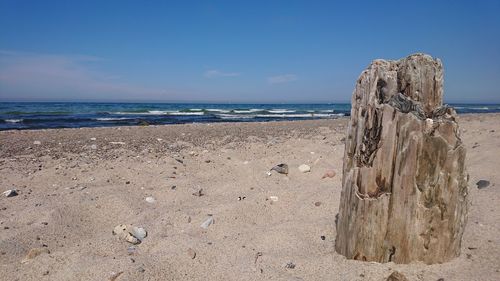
0;0;499;103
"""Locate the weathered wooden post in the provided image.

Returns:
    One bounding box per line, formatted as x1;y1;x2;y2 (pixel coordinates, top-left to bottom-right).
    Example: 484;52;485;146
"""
335;53;469;264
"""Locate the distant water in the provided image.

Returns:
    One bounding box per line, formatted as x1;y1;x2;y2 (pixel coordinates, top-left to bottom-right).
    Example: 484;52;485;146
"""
0;102;499;130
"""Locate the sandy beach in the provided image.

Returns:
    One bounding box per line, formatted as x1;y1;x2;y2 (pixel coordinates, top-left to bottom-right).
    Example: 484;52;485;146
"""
0;114;499;281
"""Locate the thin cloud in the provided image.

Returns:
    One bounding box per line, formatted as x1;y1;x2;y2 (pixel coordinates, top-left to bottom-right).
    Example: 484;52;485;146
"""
0;50;169;100
268;74;297;84
203;69;240;78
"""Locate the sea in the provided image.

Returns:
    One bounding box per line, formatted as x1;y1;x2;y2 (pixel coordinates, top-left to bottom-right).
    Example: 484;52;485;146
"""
0;102;499;130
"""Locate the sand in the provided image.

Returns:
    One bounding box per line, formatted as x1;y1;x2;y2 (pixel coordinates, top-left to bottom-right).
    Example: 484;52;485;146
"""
0;114;499;281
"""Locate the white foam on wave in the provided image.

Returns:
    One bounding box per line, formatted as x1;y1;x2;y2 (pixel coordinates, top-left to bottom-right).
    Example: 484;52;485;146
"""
233;109;262;113
206;109;231;113
218;114;256;119
256;113;343;118
5;119;23;123
148;110;169;114
269;109;296;113
168;112;205;116
96;117;133;121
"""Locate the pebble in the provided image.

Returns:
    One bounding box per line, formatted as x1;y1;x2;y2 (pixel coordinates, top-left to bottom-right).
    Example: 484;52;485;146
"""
109;271;123;281
112;224;147;244
322;170;336;179
200;216;214;229
298;164;311;173
192;188;204;197
145;196;156;203
90;144;97;150
386;271;409;281
3;189;18;197
285;262;296;269
131;227;147;241
270;163;288;174
90;137;96;141
314;201;321;207
269;196;279;202
266;171;272;176
187;248;196;259
33;141;41;145
21;248;50;263
476;180;490;189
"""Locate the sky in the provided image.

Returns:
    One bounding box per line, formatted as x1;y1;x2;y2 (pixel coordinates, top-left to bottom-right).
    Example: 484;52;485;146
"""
0;0;499;103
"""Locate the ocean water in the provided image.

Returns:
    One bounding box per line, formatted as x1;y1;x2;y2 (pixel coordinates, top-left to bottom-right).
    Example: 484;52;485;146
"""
0;102;499;130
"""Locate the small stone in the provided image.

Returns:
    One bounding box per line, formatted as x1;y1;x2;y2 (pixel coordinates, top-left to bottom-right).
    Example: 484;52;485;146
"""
21;248;50;263
33;141;41;145
188;151;196;156
266;171;272;176
320;235;326;240
3;189;18;197
205;159;211;163
200;216;214;229
137;267;145;273
269;196;279;202
321;170;336;179
285;262;296;269
437;278;445;281
90;144;97;150
109;271;123;281
131;227;147;241
476;180;490;189
298;164;311;173
112;224;145;244
192;188;204;197
145;196;156;203
125;181;130;184
270;163;288;174
90;137;96;141
127;246;136;255
187;248;196;259
314;201;321;207
386;271;409;281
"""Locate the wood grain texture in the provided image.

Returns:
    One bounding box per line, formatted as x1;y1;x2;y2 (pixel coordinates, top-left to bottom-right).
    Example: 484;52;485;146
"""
335;53;469;264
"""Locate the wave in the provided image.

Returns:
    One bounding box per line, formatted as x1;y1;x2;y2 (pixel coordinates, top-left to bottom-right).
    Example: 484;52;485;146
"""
168;111;205;116
232;109;262;113
218;114;257;119
179;108;203;112
217;113;344;119
206;109;232;113
95;117;134;121
5;119;23;123
268;109;296;113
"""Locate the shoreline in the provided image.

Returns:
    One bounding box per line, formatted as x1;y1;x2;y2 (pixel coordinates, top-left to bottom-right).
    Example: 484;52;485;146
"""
0;111;498;133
